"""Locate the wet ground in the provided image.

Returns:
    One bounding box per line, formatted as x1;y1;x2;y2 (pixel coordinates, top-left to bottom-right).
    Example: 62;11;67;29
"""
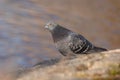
0;0;120;80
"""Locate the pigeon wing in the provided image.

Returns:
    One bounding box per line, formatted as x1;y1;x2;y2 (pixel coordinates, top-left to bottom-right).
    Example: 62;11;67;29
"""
68;34;93;54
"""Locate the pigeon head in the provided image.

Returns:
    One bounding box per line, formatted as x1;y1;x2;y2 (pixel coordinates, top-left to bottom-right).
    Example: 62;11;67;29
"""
45;22;72;42
45;22;58;32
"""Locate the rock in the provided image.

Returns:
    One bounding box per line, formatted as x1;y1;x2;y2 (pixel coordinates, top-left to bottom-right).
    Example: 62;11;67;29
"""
17;49;120;80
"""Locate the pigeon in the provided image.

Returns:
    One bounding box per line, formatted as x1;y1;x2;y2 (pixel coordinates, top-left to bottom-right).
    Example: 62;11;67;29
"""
45;22;107;56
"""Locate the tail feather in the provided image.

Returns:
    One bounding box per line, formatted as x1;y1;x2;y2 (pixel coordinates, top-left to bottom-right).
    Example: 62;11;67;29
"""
87;46;107;53
94;46;107;51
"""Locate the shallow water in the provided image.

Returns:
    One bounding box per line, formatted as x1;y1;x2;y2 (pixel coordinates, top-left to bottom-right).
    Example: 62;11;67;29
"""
0;0;120;79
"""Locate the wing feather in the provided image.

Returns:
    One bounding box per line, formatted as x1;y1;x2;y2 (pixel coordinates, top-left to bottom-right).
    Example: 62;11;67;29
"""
68;34;93;54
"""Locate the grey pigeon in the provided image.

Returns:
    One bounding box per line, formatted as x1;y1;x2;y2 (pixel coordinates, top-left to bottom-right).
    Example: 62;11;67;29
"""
45;22;107;56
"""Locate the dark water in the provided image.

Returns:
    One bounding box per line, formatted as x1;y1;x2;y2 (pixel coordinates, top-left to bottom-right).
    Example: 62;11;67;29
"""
0;0;120;79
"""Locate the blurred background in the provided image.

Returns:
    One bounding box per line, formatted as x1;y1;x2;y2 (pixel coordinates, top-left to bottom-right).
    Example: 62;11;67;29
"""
0;0;120;79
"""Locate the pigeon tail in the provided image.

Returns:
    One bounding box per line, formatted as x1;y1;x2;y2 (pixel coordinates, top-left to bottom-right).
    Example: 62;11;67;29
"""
88;46;107;53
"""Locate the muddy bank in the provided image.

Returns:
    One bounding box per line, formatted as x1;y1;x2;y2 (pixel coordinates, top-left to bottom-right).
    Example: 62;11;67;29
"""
17;49;120;80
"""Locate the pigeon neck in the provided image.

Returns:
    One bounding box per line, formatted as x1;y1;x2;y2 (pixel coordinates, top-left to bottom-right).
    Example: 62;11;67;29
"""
51;25;71;42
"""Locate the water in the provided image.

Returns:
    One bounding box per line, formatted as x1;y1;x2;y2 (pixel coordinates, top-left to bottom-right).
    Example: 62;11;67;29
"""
0;0;120;79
